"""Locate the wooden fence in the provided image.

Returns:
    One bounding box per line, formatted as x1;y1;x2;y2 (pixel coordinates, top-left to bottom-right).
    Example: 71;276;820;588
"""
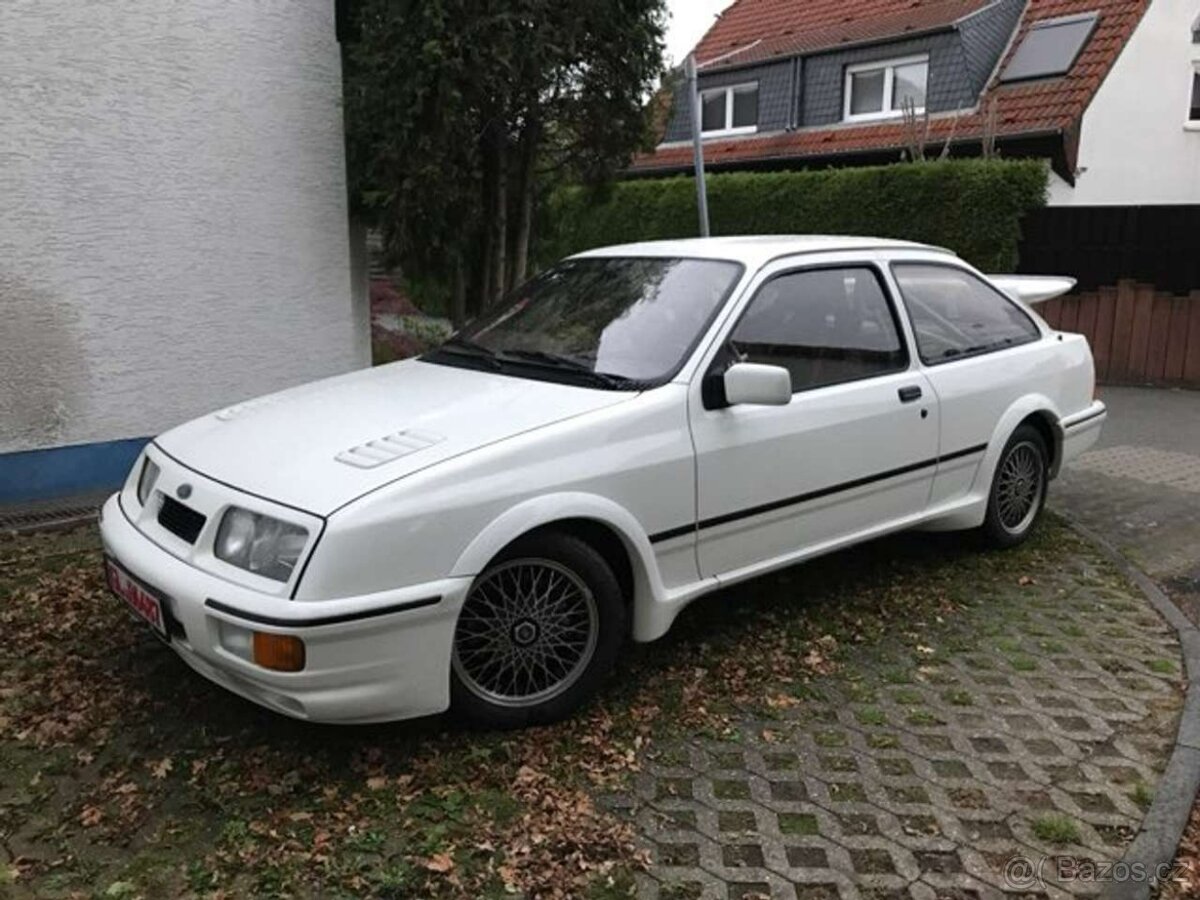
1038;281;1200;387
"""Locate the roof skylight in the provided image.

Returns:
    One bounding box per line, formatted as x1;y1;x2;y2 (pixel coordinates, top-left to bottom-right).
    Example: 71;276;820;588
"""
999;12;1099;83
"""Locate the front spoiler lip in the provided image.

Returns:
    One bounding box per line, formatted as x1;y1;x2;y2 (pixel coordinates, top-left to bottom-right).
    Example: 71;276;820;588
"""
204;595;442;629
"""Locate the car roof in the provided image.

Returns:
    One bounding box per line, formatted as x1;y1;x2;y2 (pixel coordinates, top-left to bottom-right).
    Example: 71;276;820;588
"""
573;235;954;268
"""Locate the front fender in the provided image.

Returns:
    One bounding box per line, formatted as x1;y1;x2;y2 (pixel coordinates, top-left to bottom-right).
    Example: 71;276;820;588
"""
449;492;670;640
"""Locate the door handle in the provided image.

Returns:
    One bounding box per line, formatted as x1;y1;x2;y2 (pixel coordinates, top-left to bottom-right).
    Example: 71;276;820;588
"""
898;385;923;403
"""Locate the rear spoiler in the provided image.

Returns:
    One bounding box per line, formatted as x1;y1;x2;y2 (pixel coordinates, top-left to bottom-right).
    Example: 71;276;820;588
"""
987;275;1077;306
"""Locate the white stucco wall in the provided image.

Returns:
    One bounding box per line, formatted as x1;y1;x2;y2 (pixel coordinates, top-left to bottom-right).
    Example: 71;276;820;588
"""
0;0;367;455
1047;0;1200;206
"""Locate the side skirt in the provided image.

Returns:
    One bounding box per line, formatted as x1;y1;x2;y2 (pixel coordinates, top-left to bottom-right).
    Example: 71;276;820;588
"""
633;493;988;643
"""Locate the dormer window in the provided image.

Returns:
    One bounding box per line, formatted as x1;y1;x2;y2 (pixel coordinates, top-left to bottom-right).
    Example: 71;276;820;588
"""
700;83;759;136
843;55;928;122
1190;68;1200;123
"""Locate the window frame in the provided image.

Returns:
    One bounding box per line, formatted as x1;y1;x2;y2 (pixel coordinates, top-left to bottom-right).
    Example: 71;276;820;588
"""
1187;62;1200;128
842;54;930;123
887;261;1045;367
699;82;760;137
708;262;913;399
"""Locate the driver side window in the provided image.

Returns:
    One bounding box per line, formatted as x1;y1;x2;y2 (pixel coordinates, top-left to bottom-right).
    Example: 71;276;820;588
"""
729;266;908;393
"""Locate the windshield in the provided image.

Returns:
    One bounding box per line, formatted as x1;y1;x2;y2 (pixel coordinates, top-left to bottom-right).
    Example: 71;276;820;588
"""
426;257;744;388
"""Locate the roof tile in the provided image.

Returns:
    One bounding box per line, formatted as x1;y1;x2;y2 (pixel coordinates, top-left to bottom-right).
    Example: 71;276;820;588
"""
697;0;990;67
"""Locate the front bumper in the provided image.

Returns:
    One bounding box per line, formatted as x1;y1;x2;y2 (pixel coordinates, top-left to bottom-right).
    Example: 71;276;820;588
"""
99;494;471;723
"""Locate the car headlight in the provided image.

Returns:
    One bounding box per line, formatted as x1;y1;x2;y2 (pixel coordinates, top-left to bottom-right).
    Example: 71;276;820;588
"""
214;507;308;582
137;458;161;506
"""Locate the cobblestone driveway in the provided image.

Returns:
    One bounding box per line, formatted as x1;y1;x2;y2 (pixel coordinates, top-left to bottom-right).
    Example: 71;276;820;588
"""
619;546;1180;900
614;388;1198;900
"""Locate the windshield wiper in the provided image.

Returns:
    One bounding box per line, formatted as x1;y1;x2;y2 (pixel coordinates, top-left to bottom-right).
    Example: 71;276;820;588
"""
498;349;637;390
436;336;502;369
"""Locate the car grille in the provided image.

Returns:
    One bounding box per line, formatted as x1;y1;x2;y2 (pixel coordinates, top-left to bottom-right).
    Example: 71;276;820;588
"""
158;496;206;544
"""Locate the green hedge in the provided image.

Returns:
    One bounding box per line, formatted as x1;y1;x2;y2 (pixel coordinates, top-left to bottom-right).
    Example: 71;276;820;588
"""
543;159;1047;272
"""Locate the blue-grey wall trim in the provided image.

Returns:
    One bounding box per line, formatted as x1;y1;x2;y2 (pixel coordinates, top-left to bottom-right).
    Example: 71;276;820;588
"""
0;437;149;503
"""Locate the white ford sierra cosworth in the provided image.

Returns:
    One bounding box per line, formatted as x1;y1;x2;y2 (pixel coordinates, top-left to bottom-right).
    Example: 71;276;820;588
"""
101;236;1107;728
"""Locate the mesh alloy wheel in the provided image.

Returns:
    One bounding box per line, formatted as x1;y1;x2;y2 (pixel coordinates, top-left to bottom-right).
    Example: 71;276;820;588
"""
452;558;600;709
995;439;1045;535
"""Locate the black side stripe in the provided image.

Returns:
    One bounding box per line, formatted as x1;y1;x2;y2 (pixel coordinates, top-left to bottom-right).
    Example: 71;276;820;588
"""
205;596;441;629
647;523;696;544
649;443;989;544
1063;408;1105;430
939;443;990;464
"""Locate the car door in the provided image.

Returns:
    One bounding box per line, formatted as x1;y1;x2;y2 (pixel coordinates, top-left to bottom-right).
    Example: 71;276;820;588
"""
887;262;1047;508
689;261;940;580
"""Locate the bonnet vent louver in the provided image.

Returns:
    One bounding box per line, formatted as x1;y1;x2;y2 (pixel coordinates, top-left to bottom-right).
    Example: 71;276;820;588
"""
335;430;444;469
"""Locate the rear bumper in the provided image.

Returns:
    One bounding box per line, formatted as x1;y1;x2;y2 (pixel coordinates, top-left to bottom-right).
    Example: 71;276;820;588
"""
99;494;471;723
1059;400;1106;468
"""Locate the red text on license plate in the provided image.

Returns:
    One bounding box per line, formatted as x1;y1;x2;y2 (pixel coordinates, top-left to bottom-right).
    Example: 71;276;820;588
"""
106;560;167;637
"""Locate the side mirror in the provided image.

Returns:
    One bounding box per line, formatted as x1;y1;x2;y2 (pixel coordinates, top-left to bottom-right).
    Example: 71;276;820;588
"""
723;362;792;407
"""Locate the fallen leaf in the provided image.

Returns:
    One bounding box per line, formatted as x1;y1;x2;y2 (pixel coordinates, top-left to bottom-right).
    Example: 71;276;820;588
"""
79;805;104;827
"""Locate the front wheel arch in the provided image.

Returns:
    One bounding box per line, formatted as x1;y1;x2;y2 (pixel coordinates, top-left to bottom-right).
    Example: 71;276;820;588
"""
493;519;635;615
449;494;671;640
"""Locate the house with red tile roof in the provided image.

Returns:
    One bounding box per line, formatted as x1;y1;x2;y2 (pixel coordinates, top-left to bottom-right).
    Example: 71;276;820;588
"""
634;0;1200;387
635;0;1200;209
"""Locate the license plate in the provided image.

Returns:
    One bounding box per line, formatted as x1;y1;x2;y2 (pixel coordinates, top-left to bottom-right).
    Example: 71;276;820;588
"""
106;557;169;639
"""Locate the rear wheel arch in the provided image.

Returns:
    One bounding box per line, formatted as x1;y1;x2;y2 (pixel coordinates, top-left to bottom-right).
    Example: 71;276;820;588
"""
1019;410;1062;478
980;421;1050;547
978;395;1061;486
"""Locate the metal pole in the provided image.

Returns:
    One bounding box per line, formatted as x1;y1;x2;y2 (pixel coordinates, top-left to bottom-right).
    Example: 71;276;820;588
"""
685;54;711;238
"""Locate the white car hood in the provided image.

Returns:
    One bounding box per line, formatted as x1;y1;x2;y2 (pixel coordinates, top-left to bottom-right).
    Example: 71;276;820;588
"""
157;359;634;515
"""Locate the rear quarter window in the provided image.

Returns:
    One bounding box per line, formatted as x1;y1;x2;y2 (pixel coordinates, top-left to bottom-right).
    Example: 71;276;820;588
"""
892;264;1041;365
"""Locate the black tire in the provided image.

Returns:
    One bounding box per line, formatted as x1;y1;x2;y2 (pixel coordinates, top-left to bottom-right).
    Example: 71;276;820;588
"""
449;532;626;729
980;424;1049;548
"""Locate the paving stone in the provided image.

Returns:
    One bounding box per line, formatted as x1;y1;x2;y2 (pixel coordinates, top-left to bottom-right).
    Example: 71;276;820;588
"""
628;437;1199;900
